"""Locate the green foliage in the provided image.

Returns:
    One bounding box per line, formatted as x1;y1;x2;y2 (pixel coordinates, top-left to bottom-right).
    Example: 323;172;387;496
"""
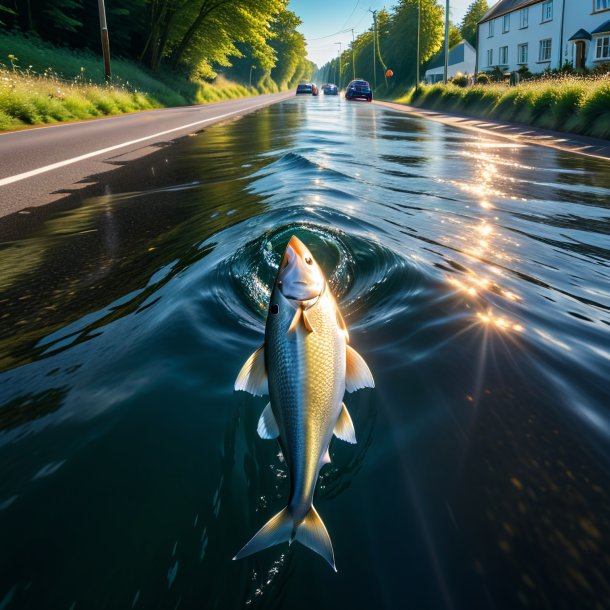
476;73;490;84
459;0;489;48
396;75;610;139
316;0;444;91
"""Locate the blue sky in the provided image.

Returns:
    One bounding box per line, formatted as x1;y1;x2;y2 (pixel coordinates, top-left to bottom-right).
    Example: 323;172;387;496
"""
288;0;473;67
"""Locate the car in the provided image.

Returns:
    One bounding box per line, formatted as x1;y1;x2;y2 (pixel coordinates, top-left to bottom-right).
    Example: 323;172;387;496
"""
296;83;313;95
345;79;372;102
323;84;339;95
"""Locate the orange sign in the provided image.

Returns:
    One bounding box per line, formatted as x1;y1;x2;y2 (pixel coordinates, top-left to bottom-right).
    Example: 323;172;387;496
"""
385;69;394;77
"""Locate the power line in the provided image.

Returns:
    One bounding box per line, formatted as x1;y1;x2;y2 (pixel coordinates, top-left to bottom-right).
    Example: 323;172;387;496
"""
340;0;361;30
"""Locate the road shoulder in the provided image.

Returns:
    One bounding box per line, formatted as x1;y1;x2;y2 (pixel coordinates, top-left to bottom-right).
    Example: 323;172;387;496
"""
374;100;610;162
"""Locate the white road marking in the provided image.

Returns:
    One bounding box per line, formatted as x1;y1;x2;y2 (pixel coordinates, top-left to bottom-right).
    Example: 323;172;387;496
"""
0;97;280;187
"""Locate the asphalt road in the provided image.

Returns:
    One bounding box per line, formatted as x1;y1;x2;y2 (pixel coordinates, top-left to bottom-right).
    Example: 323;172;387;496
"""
0;92;292;219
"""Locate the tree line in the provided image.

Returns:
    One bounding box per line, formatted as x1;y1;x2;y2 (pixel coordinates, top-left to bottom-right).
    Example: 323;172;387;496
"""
315;0;488;90
0;0;314;88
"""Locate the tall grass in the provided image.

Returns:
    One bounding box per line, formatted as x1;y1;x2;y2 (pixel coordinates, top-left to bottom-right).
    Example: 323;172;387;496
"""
396;76;610;140
0;33;267;130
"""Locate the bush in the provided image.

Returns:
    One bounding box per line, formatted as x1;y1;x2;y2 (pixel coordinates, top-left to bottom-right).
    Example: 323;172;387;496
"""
451;72;469;87
393;74;610;139
476;73;490;85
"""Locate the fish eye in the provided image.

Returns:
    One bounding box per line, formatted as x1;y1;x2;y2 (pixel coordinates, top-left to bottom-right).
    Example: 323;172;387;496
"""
271;304;279;315
305;257;313;265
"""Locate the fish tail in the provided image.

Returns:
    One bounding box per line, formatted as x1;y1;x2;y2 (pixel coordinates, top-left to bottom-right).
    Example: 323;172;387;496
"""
233;505;336;571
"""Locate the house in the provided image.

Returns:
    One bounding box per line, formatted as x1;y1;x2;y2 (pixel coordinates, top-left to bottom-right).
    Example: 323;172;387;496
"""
424;40;477;83
476;0;610;74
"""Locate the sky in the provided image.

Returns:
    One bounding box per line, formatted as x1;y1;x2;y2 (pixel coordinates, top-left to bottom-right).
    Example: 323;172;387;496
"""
288;0;473;67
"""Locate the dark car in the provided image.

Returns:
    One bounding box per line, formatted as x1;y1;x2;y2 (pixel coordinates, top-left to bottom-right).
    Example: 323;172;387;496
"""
296;83;313;95
323;84;338;95
345;79;372;102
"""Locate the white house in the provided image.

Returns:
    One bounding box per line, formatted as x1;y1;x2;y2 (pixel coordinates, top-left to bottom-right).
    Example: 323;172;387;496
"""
476;0;610;74
424;40;477;83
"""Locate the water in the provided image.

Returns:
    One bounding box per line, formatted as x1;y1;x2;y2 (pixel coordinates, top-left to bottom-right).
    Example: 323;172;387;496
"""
1;96;609;610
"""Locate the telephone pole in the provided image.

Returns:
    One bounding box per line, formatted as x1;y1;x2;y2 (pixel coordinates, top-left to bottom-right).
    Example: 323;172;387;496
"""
416;0;421;90
444;0;450;83
97;0;111;80
369;9;377;89
334;42;342;86
351;28;356;81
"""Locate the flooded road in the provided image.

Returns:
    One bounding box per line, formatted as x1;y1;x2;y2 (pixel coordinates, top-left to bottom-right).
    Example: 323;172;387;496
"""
1;95;610;610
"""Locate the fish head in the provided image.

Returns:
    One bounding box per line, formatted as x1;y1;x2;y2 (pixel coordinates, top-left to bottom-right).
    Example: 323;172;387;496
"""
276;236;324;302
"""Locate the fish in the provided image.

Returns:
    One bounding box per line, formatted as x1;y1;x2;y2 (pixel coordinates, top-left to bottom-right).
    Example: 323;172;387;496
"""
233;235;374;571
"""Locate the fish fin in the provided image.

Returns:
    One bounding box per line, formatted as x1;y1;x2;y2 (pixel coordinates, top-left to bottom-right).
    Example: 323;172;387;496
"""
287;308;302;333
257;403;279;439
233;507;292;561
294;505;337;572
302;309;315;333
345;345;375;393
334;403;357;444
335;308;349;343
234;345;268;396
321;448;331;465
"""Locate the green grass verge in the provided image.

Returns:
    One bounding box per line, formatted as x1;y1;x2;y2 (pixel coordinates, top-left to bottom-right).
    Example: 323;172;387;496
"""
394;76;610;140
0;32;270;131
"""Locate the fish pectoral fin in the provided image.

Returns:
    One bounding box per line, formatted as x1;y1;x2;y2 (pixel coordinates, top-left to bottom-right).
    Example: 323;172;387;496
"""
234;345;268;396
321;448;331;465
345;345;375;393
302;309;315;332
334;403;357;444
288;306;315;333
257;403;280;439
287;307;302;333
294;505;336;572
336;307;349;343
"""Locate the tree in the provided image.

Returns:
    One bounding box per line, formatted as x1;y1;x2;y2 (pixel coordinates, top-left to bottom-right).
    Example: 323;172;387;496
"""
460;0;489;48
449;22;461;49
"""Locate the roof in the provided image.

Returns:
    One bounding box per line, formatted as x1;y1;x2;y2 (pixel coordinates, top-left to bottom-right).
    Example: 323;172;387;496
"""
592;20;610;35
568;29;592;42
426;40;475;70
478;0;542;25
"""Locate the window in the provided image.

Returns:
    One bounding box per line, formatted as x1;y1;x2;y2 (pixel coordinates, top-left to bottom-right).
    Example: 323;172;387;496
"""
487;49;494;66
503;14;510;33
518;43;529;64
542;0;553;22
594;0;609;11
596;36;610;59
520;7;529;28
488;20;495;37
499;46;509;64
539;38;552;61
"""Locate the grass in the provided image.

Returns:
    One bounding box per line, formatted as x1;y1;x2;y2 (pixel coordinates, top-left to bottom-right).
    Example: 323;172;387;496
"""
394;75;610;140
0;32;270;131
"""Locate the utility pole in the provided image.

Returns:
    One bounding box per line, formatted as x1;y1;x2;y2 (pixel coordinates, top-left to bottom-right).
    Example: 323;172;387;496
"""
369;9;377;89
249;65;256;87
334;41;342;86
416;0;421;91
351;28;356;81
444;0;450;83
97;0;111;80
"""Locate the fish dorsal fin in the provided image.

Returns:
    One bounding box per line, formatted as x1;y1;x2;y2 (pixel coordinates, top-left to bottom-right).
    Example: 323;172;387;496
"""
345;345;375;393
335;307;349;343
334;403;357;444
235;345;268;396
257;403;279;439
288;306;315;334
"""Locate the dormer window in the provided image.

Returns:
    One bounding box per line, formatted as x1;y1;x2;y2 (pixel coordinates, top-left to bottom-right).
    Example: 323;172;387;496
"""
595;0;609;12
